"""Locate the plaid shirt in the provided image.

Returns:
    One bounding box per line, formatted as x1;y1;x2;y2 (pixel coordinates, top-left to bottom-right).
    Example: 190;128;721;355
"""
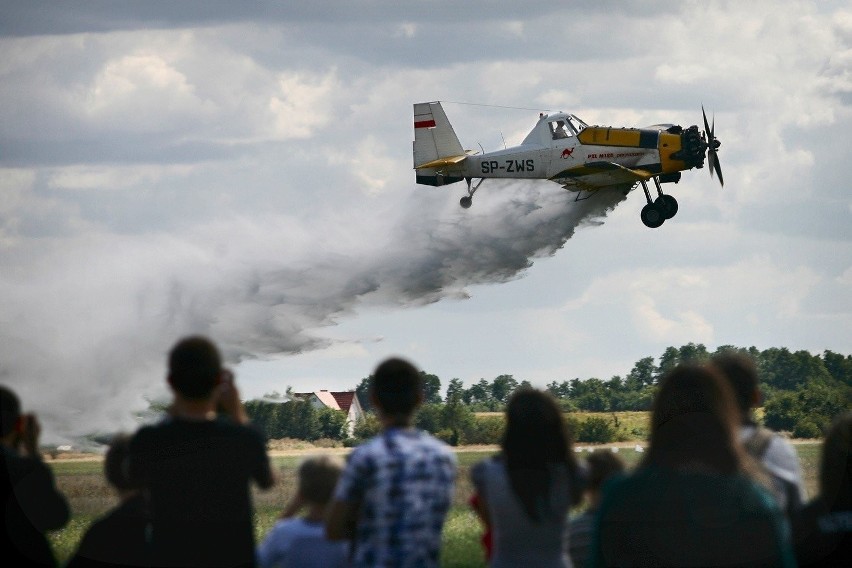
334;428;457;567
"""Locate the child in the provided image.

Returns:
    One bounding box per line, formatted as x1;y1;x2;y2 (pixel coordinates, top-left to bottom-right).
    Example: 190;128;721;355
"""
67;434;150;567
567;449;625;568
326;357;457;568
257;455;348;568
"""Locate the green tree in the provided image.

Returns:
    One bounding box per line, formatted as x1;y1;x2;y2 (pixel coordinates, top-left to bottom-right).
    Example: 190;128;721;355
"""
421;371;442;404
355;376;372;412
490;375;519;405
626;357;656;390
655;343;709;382
415;403;444;434
574;378;610;412
445;378;465;403
316;406;347;440
546;380;571;399
464;379;493;409
759;348;831;391
656;347;680;382
679;343;710;364
441;392;475;446
353;412;381;440
764;378;849;437
822;350;852;387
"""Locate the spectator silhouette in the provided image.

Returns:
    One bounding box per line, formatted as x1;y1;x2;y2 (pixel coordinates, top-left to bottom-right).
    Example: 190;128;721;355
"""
129;336;274;568
257;455;348;568
567;449;625;568
470;388;582;568
0;384;69;567
66;433;150;568
591;364;795;567
711;352;807;514
792;411;851;566
326;357;456;568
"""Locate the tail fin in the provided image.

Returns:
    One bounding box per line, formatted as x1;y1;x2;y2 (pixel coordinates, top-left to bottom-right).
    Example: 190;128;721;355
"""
413;101;467;186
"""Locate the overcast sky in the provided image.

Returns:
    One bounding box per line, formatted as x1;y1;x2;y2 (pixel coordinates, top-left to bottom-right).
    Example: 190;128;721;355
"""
1;1;850;441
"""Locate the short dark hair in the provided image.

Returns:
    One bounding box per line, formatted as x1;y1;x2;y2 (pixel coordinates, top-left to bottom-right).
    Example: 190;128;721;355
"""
168;336;222;400
298;455;343;505
0;385;21;438
586;449;626;491
104;434;137;491
370;357;422;418
710;352;759;416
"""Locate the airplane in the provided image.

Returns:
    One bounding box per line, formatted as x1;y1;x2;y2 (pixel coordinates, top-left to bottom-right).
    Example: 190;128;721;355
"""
412;101;723;228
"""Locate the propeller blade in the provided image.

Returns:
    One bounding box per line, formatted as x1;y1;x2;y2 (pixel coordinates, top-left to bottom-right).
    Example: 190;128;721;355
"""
702;105;723;187
708;148;716;179
712;152;724;186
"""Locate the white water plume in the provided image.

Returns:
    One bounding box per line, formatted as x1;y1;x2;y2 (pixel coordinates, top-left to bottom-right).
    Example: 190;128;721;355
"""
0;181;626;441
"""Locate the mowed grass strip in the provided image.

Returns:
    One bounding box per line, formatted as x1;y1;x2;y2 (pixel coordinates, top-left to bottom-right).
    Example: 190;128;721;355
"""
47;442;821;566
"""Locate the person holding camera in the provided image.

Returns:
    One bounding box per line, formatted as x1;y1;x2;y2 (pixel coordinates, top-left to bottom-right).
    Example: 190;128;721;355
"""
129;336;275;568
1;385;70;567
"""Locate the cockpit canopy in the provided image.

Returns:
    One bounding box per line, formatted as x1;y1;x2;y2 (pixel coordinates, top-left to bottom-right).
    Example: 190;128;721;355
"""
547;113;588;139
523;112;588;145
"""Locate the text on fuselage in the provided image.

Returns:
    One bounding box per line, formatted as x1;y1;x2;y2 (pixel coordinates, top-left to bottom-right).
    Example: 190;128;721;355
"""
481;159;535;174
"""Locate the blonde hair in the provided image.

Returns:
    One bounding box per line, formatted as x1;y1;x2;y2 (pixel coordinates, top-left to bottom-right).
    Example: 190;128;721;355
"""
298;455;344;505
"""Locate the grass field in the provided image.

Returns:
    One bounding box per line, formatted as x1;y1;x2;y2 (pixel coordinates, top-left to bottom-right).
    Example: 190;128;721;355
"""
46;441;822;567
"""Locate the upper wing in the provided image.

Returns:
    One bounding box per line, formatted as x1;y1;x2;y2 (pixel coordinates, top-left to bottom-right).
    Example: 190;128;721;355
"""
553;161;654;191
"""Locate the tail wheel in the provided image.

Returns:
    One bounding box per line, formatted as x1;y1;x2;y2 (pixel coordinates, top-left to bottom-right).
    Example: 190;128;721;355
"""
460;196;473;209
654;195;678;219
641;203;665;228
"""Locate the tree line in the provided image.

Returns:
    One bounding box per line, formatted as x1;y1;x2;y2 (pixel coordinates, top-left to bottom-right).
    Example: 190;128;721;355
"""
241;343;851;445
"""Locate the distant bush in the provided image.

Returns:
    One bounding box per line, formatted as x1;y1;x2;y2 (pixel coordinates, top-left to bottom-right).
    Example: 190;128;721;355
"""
353;413;381;440
576;417;617;444
465;416;504;445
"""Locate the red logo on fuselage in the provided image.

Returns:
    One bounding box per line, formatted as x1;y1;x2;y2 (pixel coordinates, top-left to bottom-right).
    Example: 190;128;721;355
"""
561;148;574;159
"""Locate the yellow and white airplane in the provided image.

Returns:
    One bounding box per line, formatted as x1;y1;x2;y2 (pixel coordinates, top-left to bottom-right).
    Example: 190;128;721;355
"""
413;101;723;228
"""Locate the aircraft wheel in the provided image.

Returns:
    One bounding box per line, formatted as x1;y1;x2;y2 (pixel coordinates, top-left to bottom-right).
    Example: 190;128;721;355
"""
654;195;678;219
460;196;473;209
641;203;665;228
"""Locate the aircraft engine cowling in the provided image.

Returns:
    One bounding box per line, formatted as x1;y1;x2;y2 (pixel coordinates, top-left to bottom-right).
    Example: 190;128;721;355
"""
669;125;707;169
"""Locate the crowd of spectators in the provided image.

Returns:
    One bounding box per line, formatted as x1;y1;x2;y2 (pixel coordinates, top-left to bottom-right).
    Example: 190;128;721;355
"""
0;337;849;567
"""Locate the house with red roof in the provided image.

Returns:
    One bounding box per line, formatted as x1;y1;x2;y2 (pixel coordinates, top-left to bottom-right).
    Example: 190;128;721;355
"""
292;390;364;438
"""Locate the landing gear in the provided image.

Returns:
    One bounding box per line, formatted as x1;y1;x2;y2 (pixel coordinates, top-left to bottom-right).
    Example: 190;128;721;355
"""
654;194;678;219
639;177;678;228
459;177;484;209
641;203;666;228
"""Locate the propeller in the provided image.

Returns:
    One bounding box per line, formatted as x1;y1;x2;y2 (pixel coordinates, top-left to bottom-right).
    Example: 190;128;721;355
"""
702;105;724;186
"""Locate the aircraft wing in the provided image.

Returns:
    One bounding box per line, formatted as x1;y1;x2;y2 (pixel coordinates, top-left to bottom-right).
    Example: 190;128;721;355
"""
554;161;654;191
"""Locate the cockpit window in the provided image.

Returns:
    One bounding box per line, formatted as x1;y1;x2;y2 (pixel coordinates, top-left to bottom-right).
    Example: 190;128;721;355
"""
550;120;571;139
549;115;587;140
568;114;588;132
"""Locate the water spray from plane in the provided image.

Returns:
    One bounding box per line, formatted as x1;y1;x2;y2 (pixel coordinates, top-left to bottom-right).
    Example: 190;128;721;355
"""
0;181;626;441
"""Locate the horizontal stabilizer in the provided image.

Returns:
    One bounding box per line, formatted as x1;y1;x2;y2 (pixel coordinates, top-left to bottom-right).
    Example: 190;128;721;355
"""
414;154;469;170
